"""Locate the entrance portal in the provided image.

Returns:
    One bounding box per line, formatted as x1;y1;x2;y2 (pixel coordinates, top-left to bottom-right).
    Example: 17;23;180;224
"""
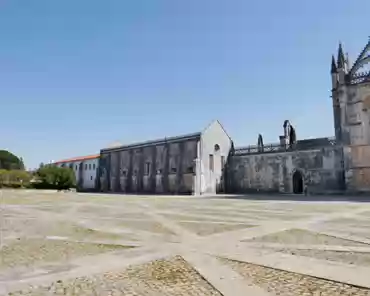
292;170;303;194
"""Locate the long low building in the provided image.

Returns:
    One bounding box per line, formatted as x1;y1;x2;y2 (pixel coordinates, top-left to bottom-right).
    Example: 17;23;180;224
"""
98;120;232;195
54;154;99;190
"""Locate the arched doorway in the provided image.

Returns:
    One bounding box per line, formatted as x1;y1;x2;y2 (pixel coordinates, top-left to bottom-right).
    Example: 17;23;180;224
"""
292;170;303;194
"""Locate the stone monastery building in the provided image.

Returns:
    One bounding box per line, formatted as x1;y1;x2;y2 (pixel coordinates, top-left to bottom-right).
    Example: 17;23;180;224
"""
54;38;370;195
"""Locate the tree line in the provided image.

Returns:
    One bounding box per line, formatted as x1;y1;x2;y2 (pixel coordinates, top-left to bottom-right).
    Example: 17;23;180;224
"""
0;150;75;190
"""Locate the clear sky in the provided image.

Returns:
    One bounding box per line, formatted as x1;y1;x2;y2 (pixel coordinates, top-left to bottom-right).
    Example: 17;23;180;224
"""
0;0;369;169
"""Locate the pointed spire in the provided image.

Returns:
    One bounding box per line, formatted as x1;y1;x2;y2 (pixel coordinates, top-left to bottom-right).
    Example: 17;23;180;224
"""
331;55;337;73
337;42;345;69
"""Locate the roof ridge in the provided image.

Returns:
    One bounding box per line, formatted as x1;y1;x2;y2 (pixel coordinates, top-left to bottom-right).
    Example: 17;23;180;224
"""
54;154;99;164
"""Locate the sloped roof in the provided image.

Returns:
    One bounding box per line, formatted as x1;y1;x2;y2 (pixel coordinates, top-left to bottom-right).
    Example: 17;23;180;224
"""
101;132;201;153
54;154;99;164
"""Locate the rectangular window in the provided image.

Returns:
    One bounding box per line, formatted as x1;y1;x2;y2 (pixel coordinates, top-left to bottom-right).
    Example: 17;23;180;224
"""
85;164;87;170
145;162;151;175
187;166;194;173
89;164;91;170
221;156;225;169
209;154;214;172
171;167;177;174
90;176;93;180
93;163;96;170
75;165;78;170
122;170;127;177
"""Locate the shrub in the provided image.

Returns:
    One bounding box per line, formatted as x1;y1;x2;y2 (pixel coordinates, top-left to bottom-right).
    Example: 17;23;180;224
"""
0;169;31;188
36;166;76;190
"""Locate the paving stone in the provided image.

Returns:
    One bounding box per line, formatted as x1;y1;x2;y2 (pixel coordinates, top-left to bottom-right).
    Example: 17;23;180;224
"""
220;257;370;296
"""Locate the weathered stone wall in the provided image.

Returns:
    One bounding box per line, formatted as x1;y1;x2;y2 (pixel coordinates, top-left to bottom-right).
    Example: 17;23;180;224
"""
338;83;370;192
98;139;198;194
227;146;345;194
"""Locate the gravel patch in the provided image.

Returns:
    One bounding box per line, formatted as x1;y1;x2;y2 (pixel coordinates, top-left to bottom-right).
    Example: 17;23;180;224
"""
118;220;175;235
276;248;370;267
0;238;133;270
178;221;255;236
245;228;370;247
5;256;222;296
220;257;370;296
75;205;147;219
161;213;255;223
2;218;125;241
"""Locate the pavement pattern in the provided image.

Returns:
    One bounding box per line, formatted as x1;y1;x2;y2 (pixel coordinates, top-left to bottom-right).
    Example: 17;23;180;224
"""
2;190;370;295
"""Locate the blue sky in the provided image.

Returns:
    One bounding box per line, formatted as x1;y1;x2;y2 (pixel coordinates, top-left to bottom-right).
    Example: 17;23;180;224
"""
0;0;368;169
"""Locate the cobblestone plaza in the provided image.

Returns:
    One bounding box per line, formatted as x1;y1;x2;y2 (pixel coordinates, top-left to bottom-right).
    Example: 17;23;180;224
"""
1;190;370;295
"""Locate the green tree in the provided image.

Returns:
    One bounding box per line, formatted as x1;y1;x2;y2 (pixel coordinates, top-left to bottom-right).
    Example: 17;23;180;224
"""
0;150;25;170
36;166;76;190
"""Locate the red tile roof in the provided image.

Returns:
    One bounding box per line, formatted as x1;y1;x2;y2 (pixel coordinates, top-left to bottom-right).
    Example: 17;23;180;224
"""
54;154;99;164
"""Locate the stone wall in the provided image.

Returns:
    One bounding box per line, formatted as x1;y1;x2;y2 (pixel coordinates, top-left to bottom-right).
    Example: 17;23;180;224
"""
98;139;198;194
227;146;345;194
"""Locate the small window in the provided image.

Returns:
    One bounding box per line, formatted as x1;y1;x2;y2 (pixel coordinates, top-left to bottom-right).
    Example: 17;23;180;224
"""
171;167;177;174
85;164;87;170
214;144;220;151
156;169;163;174
145;162;151;175
187;166;194;173
209;154;214;172
122;170;127;177
75;165;78;170
89;164;91;170
90;176;93;180
221;156;225;169
93;164;96;170
133;169;138;176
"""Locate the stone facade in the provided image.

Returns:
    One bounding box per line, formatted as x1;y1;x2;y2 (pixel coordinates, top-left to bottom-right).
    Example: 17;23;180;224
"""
226;140;344;194
331;39;370;192
98;120;232;195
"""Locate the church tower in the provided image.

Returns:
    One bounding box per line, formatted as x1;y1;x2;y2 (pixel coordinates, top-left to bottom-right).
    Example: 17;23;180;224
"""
331;38;370;192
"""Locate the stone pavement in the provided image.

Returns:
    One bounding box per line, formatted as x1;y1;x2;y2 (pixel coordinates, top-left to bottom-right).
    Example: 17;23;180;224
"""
2;190;370;295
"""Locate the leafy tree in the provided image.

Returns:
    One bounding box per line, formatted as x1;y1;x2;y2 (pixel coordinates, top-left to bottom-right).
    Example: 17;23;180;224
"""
36;166;76;190
0;150;25;170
